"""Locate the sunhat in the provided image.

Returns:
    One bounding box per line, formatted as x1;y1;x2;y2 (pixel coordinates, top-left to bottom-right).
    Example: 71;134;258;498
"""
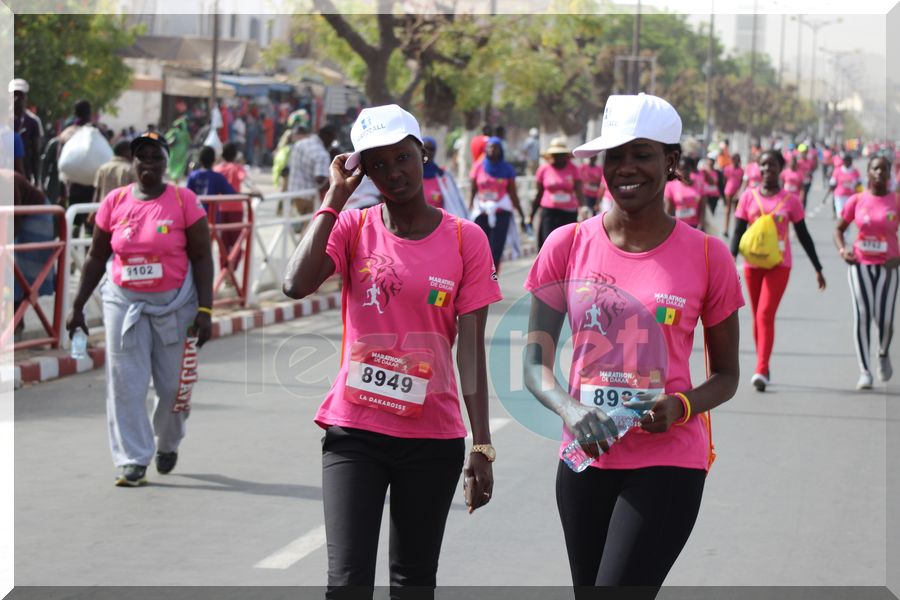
542;137;570;156
345;104;422;170
573;93;682;158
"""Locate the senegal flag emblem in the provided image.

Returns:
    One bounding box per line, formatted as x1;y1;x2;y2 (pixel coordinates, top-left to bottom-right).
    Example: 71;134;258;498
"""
427;288;448;307
655;305;681;326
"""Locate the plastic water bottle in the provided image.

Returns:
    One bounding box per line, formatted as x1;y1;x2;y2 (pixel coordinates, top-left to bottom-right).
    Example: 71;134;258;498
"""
561;439;600;472
70;330;88;360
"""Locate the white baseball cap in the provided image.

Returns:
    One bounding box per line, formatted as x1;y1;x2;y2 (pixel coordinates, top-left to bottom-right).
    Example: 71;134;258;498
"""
573;93;682;158
345;104;423;170
8;78;29;94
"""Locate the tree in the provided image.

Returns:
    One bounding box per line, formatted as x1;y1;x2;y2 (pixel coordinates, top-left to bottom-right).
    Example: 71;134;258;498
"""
13;13;138;126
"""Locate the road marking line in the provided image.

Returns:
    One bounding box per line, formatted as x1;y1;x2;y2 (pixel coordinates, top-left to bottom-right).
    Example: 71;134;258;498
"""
254;524;327;569
255;419;511;569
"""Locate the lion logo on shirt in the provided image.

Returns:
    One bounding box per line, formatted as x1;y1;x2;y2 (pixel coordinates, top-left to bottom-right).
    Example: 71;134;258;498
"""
358;254;403;314
575;272;627;335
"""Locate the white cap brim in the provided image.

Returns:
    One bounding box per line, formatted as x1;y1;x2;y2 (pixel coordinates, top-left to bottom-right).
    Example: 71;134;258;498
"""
345;129;420;170
572;132;639;158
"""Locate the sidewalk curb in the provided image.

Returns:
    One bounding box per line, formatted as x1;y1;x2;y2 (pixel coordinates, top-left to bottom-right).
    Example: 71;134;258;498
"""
8;240;538;390
9;291;342;390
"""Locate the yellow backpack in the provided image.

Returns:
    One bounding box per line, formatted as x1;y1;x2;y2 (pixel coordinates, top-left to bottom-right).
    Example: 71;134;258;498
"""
739;191;786;269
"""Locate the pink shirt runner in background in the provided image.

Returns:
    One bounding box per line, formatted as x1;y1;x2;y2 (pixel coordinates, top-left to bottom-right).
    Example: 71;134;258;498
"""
525;216;744;471
213;162;246;211
780;168;804;193
735;188;805;269
841;191;900;265
724;165;744;197
319;207;503;439
95;185;207;292
536;162;581;211
744;162;761;188
664;179;703;227
832;166;861;197
471;160;512;202
579;164;605;199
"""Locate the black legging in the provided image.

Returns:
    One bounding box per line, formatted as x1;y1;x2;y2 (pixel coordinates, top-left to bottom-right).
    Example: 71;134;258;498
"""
556;463;706;599
539;207;578;248
322;425;465;600
474;210;512;269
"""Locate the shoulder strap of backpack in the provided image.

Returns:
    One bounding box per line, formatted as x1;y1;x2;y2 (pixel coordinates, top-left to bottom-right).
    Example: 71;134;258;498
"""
113;185;129;208
456;216;463;257
349;207;369;262
702;232;717;472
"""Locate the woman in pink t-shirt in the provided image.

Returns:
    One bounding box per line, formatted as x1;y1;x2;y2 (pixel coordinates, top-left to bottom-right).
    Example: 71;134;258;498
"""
664;156;706;229
731;149;826;391
579;155;605;214
469;137;526;271
283;104;502;595
722;153;744;237
524;94;743;592
834;155;900;389
780;155;804;195
831;153;861;218
65;131;214;487
529;137;584;248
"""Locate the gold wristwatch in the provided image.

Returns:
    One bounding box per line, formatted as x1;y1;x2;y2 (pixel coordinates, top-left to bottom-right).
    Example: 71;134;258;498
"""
470;444;496;462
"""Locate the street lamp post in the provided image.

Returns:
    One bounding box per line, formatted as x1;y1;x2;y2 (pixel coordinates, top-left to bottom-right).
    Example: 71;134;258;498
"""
795;17;842;102
703;6;714;151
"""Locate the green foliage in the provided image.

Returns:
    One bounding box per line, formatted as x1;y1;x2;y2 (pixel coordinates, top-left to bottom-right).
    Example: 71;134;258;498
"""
14;13;138;125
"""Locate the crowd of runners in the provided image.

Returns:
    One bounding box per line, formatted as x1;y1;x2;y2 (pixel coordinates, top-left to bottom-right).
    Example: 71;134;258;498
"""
9;70;900;598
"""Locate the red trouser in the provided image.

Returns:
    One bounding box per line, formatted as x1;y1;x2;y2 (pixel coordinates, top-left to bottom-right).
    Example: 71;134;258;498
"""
744;265;791;377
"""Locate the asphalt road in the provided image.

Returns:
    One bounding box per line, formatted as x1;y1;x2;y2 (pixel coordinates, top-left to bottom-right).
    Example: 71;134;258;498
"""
12;174;900;596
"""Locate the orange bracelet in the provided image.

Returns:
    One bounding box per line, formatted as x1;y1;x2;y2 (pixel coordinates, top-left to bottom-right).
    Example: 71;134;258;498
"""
673;392;691;426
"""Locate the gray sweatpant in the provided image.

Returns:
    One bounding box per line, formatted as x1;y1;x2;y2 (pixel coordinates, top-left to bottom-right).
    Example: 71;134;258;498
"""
103;283;198;468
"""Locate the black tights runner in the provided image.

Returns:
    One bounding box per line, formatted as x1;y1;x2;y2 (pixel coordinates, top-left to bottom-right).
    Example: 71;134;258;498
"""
322;426;465;600
556;463;706;600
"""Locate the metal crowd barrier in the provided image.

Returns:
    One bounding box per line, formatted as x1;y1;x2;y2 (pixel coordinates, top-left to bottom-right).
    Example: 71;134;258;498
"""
199;194;254;308
3;205;67;351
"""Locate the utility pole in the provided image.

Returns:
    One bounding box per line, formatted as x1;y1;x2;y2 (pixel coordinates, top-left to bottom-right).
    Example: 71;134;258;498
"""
631;0;642;93
748;4;758;145
703;7;715;151
778;14;786;86
210;0;219;117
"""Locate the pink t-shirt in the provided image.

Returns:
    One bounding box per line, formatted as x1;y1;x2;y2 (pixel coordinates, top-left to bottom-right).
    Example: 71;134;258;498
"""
698;171;719;197
213;162;246;211
780;168;804;193
471;160;512;202
724;165;744;197
735;188;805;269
841;191;900;265
832;166;861;197
318;207;503;439
525;216;744;471
580;164;604;198
664;179;702;227
423;177;443;208
536;162;580;211
797;157;816;181
95;185;207;292
744;162;761;188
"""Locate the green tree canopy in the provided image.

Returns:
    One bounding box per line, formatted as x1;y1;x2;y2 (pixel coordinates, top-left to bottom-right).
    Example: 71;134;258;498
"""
14;13;138;126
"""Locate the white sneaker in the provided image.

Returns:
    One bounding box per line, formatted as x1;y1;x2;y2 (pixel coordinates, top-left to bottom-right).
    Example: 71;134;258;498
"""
878;355;892;382
751;373;769;392
857;372;874;390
